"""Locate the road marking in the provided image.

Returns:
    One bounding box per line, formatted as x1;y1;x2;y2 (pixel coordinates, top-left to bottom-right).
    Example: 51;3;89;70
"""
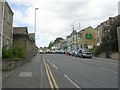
51;63;58;69
43;59;58;89
100;67;118;74
18;72;32;77
43;60;54;89
53;65;58;69
64;75;80;88
47;64;59;89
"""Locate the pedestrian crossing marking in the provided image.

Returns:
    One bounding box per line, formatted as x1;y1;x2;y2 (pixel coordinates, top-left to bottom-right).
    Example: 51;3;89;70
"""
18;72;32;77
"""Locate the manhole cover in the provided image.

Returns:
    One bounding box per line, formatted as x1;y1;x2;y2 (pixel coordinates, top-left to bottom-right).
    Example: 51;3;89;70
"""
18;72;32;77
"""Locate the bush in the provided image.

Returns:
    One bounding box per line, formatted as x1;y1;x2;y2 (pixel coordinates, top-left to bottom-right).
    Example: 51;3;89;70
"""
92;46;101;57
2;47;24;58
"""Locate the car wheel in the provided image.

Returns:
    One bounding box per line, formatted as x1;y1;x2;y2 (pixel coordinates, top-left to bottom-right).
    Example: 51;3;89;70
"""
90;57;92;59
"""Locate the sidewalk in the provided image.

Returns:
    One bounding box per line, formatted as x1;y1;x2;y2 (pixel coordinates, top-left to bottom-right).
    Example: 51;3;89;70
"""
2;55;37;81
93;57;119;63
2;70;15;81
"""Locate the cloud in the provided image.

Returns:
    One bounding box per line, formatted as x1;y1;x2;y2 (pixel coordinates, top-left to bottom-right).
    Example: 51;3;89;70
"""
8;0;120;47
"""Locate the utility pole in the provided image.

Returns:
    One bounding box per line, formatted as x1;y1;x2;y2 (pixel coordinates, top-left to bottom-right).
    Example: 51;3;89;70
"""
79;23;80;31
71;25;74;50
34;8;38;55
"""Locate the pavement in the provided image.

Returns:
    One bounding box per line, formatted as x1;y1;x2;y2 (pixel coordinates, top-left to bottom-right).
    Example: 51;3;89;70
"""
2;54;49;88
93;57;119;63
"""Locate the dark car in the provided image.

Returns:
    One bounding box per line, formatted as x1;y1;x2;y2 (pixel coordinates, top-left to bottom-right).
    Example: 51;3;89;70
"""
77;48;92;58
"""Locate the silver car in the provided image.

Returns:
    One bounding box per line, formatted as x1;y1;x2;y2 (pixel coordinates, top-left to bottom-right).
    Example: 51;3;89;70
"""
77;48;92;58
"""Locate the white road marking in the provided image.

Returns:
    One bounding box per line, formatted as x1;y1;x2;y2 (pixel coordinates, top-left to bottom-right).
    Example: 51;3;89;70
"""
18;72;32;77
53;65;58;69
64;75;80;88
100;67;118;74
51;63;58;69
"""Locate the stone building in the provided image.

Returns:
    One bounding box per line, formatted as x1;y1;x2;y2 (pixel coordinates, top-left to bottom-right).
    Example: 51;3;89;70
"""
66;35;71;51
13;27;37;59
2;2;14;50
95;20;109;46
77;26;97;49
0;1;4;57
95;15;120;47
66;30;77;51
59;39;67;51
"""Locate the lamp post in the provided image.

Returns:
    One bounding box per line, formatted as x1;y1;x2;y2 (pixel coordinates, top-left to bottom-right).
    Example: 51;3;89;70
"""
34;8;39;42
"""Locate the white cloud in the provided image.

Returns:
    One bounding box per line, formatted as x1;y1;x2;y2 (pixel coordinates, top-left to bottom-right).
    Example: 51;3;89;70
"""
8;0;120;47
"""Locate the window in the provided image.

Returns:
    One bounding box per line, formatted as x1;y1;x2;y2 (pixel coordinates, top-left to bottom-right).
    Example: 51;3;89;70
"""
85;33;92;39
78;32;82;37
84;44;88;48
7;11;10;23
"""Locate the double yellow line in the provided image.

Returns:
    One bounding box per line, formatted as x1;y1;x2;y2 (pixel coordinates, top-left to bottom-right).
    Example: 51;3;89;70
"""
43;59;59;90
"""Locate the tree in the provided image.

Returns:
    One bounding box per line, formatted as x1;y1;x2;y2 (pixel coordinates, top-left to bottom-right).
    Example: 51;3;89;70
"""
53;37;64;45
100;15;120;58
47;37;64;49
48;41;53;49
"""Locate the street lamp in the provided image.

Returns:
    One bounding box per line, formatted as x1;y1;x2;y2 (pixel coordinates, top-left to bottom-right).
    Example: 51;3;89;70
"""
34;8;39;41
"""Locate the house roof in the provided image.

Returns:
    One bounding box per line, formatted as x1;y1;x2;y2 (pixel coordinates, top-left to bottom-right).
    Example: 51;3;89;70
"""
80;26;94;32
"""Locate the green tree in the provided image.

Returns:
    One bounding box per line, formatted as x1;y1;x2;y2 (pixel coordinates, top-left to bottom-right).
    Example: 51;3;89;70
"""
48;41;53;49
53;37;64;44
100;16;120;58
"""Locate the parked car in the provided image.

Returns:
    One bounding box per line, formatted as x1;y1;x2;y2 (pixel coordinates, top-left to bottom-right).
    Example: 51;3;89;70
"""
71;50;78;57
66;50;72;56
77;48;92;58
59;49;65;54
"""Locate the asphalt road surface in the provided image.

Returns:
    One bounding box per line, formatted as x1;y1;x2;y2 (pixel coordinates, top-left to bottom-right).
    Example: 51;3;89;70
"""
42;54;118;89
2;53;119;89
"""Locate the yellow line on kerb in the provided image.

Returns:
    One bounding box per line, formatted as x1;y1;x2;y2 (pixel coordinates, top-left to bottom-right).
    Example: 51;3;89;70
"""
43;59;59;90
47;63;59;89
43;60;54;89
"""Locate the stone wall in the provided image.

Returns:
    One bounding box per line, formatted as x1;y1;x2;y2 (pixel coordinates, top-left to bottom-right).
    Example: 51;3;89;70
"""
2;58;27;71
13;34;36;60
111;53;119;61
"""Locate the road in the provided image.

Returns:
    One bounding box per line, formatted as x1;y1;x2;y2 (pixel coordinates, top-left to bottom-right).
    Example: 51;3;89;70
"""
2;53;119;89
42;54;118;88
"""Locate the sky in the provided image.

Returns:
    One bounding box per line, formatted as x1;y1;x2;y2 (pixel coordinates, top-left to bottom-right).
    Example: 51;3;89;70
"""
7;0;119;47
